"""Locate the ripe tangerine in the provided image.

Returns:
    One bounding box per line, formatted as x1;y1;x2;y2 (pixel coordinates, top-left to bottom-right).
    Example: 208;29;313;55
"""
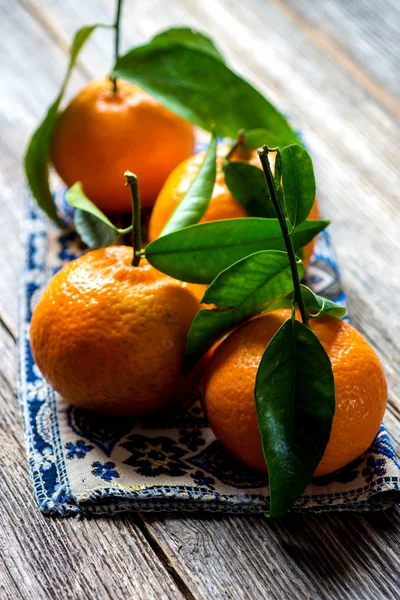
203;309;387;476
51;78;195;213
30;246;200;416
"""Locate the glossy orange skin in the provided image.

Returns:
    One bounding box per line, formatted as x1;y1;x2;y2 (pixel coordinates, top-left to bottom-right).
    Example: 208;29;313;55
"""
149;145;319;302
203;309;387;476
51;79;195;212
149;145;248;240
30;247;200;416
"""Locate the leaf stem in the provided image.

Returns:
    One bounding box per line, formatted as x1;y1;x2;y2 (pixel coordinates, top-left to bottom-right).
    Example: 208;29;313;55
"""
258;145;309;327
225;129;247;161
111;0;123;93
124;171;142;266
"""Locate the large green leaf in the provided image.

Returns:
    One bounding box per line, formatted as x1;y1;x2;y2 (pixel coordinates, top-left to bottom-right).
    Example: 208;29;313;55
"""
184;251;303;369
144;218;329;284
161;131;217;235
114;40;299;143
223;161;276;218
244;128;281;149
301;285;346;319
280;144;316;230
255;318;335;517
24;24;107;224
151;28;225;62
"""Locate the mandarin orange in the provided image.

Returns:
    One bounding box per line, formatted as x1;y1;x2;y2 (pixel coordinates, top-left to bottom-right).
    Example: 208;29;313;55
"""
148;144;319;303
148;144;319;257
203;309;387;476
148;144;248;240
50;78;195;213
30;246;200;416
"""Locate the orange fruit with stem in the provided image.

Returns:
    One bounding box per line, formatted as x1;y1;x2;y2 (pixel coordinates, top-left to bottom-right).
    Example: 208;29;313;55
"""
149;144;248;240
148;143;319;302
50;78;195;213
148;143;320;263
30;173;201;416
203;309;387;477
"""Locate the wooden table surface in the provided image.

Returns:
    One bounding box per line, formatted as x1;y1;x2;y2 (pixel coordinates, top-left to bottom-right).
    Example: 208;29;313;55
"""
1;1;399;598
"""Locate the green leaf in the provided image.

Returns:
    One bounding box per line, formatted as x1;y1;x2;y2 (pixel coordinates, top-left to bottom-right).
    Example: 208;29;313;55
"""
255;318;335;517
114;41;299;143
66;182;131;249
144;218;329;284
202;251;303;307
274;152;282;190
301;285;346;319
161;131;217;236
223;161;276;218
66;183;120;231
151;28;225;63
184;251;303;368
74;210;118;249
24;24;107;224
272;151;286;215
280;144;316;229
244;128;281;149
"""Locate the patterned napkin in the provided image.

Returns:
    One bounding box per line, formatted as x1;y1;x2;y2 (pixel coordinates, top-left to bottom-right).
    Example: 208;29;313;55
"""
20;167;400;517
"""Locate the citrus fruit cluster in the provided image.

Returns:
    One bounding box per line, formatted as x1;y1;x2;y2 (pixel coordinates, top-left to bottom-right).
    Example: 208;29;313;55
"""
27;10;387;515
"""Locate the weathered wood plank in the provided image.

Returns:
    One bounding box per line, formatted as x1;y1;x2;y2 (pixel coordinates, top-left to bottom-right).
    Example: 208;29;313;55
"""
140;506;400;600
0;0;90;333
282;0;400;102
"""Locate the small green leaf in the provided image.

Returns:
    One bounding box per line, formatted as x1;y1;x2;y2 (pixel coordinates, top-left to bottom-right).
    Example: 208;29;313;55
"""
66;182;131;248
255;318;335;517
260;296;293;314
223;161;276;218
161;131;217;236
66;183;120;231
301;285;346;319
151;28;225;62
274;152;282;190
280;144;316;229
114;41;299;143
185;251;303;368
74;210;118;249
244;129;281;149
202;251;302;307
24;24;107;224
144;218;329;284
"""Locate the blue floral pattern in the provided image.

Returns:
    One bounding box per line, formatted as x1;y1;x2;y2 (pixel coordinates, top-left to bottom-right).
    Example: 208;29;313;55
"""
67;405;135;457
190;470;215;489
189;440;269;489
363;457;386;483
18;147;400;516
179;429;206;452
121;435;189;477
92;461;120;482
66;440;94;460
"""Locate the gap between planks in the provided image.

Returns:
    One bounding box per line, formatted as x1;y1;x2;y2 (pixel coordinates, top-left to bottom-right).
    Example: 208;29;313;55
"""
132;513;202;600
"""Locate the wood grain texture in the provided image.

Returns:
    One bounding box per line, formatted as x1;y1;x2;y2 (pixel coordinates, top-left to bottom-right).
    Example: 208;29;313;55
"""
282;0;400;102
0;0;399;599
139;508;400;600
